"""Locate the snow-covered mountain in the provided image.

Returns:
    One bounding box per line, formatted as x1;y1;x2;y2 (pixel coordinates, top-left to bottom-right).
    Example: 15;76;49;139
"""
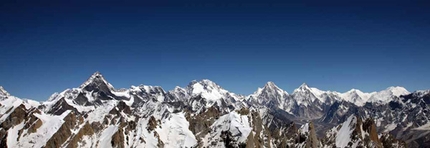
0;72;428;148
246;82;294;114
0;86;10;97
169;79;245;113
340;89;373;106
291;83;322;107
367;86;410;104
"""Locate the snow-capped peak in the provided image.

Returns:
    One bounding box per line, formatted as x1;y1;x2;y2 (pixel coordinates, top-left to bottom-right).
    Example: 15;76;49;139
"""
292;83;324;106
296;83;311;92
79;71;115;90
264;81;278;88
367;86;410;104
250;81;288;98
187;79;221;90
0;86;10;96
385;86;409;97
186;79;229;101
262;81;288;94
340;89;373;106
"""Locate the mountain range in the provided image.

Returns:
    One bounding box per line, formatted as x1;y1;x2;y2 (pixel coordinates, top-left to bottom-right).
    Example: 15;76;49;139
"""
0;72;428;148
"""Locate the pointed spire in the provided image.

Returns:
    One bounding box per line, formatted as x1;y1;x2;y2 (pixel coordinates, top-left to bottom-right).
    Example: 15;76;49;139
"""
258;81;288;95
298;82;310;90
264;81;277;88
92;71;102;77
300;82;308;87
0;86;10;96
292;83;312;94
79;71;114;90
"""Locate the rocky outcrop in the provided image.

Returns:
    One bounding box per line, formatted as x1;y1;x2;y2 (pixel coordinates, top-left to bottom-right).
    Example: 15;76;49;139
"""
1;105;27;130
111;128;125;148
187;106;222;145
362;118;382;147
147;116;158;132
66;122;94;148
0;128;8;148
46;98;79;115
44;112;80;148
306;122;319;148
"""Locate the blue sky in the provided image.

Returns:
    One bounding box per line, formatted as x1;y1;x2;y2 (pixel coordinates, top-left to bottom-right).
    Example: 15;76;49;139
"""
1;0;429;101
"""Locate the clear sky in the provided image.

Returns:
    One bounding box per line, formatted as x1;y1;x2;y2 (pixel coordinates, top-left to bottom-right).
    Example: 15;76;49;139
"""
1;0;429;101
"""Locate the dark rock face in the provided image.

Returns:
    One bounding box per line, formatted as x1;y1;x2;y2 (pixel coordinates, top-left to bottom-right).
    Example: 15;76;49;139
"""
362;118;381;146
46;98;79;115
67;122;94;148
44;112;81;148
81;73;113;94
1;104;28;130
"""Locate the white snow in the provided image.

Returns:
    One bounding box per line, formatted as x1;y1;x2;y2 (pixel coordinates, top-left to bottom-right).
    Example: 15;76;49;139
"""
191;82;224;101
86;100;118;123
367;86;409;104
336;115;356;148
111;90;131;98
99;125;119;148
413;122;430;130
156;112;197;147
16;110;72;148
7;121;25;147
202;112;252;147
340;89;374;106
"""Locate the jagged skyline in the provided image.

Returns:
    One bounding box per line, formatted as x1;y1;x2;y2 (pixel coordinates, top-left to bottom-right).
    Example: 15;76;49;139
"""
0;71;412;106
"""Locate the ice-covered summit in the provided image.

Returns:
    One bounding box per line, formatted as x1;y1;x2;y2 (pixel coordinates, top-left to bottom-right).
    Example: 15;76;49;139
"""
248;81;288;102
185;79;231;101
292;83;321;106
79;71;115;91
0;86;10;96
367;86;409;104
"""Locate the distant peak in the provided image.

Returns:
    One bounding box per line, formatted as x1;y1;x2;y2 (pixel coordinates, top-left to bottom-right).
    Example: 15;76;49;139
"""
254;81;288;95
385;86;406;90
79;71;114;90
174;86;183;90
298;82;310;90
264;81;278;88
384;86;409;96
347;88;362;93
189;79;219;87
0;86;10;96
201;79;216;84
300;82;308;86
262;81;279;89
92;71;102;77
